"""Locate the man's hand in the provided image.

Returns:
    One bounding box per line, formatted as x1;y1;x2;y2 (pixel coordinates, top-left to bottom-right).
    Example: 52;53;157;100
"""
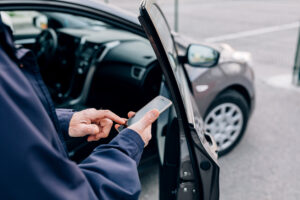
69;108;126;142
116;109;160;147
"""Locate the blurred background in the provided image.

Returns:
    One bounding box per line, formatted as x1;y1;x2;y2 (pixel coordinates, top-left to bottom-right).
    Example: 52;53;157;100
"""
104;0;300;199
7;0;300;199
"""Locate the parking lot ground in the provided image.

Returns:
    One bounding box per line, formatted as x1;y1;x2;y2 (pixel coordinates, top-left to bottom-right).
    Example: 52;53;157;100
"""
105;0;300;199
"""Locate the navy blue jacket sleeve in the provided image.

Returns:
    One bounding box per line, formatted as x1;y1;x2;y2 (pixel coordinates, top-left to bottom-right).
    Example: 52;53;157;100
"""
56;108;74;139
79;128;145;199
0;45;144;199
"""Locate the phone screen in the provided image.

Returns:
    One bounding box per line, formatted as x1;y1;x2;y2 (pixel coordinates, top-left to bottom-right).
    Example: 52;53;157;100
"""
118;96;172;132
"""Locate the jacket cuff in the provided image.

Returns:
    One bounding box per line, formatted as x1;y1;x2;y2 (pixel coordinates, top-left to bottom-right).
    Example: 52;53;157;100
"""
55;109;74;140
102;128;145;165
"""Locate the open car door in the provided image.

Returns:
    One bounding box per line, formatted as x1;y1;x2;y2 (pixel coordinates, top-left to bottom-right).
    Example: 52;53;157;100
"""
138;0;220;199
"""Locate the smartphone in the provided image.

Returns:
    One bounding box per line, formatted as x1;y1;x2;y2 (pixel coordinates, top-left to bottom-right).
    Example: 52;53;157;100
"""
117;96;173;132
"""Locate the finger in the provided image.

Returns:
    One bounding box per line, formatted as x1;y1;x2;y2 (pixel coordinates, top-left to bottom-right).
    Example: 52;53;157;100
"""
143;125;152;147
77;124;99;137
83;109;125;125
128;111;136;118
97;110;126;124
87;132;106;141
100;119;113;138
136;109;159;130
95;133;102;140
114;124;121;132
87;135;98;142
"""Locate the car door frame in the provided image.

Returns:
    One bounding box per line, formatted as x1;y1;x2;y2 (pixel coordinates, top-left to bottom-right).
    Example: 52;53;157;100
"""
138;0;220;199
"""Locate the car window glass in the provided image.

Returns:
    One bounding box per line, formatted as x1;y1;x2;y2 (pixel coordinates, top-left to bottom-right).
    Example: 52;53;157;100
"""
3;11;42;36
149;4;178;71
142;3;195;118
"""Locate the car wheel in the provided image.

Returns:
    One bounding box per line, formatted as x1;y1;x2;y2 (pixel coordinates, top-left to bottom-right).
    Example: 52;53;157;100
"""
204;90;249;156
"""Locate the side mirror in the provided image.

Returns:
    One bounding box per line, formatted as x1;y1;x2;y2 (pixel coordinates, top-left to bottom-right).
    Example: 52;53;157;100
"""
181;44;220;68
32;15;48;29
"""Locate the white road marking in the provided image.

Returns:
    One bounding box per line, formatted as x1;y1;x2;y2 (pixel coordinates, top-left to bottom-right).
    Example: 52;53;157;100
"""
205;22;300;43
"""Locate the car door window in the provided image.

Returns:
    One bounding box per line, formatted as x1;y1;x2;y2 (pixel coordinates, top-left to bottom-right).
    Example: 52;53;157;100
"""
147;4;178;72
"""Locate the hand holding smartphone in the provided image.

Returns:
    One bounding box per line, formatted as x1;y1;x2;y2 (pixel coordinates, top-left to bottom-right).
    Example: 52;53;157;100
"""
117;96;172;132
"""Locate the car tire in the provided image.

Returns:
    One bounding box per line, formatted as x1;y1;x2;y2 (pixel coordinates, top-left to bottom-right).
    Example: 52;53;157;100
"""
204;90;249;157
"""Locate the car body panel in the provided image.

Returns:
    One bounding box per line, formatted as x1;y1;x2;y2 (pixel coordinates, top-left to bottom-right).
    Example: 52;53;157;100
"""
188;61;255;116
174;34;255;117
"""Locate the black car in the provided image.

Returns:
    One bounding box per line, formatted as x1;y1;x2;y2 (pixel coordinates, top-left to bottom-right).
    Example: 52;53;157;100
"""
0;0;220;199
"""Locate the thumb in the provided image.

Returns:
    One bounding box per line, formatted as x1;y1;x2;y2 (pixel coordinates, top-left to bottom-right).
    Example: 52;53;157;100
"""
137;109;160;130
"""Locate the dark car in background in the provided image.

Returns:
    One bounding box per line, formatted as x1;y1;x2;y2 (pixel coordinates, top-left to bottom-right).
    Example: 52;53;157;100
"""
176;35;255;156
0;0;255;199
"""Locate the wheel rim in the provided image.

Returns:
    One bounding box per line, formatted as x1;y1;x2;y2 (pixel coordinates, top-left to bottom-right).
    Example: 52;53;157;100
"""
204;103;243;152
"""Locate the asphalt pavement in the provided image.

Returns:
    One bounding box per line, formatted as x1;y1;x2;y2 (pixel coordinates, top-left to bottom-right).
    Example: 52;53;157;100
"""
107;0;300;199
